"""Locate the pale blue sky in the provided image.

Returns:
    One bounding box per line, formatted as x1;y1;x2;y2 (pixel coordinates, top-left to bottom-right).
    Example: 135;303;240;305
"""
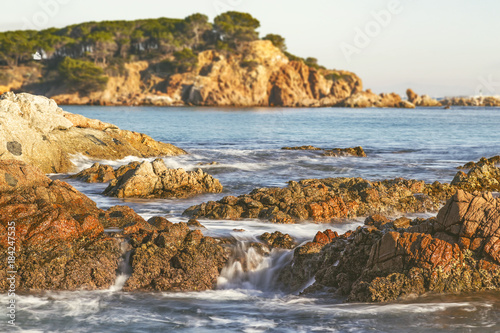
2;0;500;97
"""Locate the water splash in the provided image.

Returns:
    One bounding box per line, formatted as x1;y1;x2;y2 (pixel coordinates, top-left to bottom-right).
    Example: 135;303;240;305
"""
217;241;293;291
109;237;132;292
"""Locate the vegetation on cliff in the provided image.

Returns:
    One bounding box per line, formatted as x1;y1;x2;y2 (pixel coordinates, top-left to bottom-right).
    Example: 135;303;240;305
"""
0;12;335;98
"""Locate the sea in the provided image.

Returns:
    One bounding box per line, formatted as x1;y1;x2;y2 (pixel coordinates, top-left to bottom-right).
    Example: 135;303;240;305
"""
4;106;500;332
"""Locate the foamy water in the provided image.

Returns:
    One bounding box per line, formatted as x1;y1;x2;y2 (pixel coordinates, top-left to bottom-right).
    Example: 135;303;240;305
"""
12;106;500;332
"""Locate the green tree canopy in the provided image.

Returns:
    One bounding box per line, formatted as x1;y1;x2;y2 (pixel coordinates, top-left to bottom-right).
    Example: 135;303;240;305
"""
58;57;108;93
214;11;260;49
263;34;287;52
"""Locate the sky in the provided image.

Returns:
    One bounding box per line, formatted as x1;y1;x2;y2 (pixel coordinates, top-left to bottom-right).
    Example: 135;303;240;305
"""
1;0;500;97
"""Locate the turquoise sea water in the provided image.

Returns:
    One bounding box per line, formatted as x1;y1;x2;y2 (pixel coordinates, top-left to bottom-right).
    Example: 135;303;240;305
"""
7;106;500;332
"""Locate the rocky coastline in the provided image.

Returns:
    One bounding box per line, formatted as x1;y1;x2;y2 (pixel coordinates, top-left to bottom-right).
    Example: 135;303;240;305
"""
0;93;499;303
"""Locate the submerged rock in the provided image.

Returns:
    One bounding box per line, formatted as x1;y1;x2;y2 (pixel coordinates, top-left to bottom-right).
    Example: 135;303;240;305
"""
123;222;229;292
0;92;185;173
103;159;223;199
279;190;500;302
281;145;366;157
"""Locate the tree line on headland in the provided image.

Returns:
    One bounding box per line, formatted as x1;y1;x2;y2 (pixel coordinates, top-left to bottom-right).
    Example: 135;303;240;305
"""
0;12;321;94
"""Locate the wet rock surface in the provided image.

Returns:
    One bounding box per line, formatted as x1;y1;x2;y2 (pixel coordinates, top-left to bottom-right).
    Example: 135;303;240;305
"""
184;158;500;223
123;222;229;292
70;161;141;183
278;190;500;302
0;92;185;173
451;158;500;192
259;231;295;249
184;177;453;223
281;146;366;157
0;160;123;291
103;159;223;199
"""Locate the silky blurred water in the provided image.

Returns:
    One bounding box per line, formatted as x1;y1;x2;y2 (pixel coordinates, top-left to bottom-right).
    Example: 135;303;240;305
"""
10;106;500;332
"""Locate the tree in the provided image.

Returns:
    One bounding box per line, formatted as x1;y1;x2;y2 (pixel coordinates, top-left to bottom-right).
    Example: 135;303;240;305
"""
58;57;108;93
87;31;117;64
214;11;260;49
263;33;286;52
157;47;198;75
184;13;211;49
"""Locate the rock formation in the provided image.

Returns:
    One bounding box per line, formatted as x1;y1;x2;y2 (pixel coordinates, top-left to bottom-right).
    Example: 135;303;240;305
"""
451;158;500;192
70;161;140;183
278;190;500;302
458;156;500;169
0;92;185;173
406;89;441;107
0;160;123;291
123;221;229;292
281;145;366;157
184;158;500;224
184;177;454;223
103;159;223;199
338;90;415;108
440;96;500;107
38;41;363;107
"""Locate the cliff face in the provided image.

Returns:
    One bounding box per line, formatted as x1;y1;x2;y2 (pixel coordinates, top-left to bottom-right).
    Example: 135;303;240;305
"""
46;41;362;107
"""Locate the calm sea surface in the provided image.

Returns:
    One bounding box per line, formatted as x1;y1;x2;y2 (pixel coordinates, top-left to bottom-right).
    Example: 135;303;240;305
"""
7;106;500;332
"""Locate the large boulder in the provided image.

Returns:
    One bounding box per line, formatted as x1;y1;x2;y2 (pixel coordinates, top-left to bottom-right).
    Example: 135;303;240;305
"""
279;190;500;302
406;89;441;107
0;92;185;173
123;222;229;291
0;160;123;291
103;159;223;199
451;158;500;192
70;161;140;183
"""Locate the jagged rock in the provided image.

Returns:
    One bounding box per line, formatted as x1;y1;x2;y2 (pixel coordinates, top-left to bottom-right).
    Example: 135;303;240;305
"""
441;96;500;107
184;177;453;223
281;145;366;157
163;41;362;107
70;161;141;183
406;89;441;107
458;156;500;169
70;162;116;183
185;158;500;223
259;231;295;249
123;222;229;291
278;190;500;302
187;218;206;229
0;92;185;173
451;159;500;192
338;90;415;108
0;160;123;291
103;159;223;199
